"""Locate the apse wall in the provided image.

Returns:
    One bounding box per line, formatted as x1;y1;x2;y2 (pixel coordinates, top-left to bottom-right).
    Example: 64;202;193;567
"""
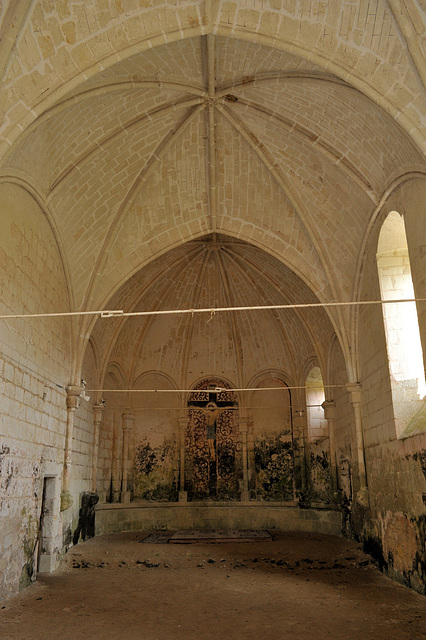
93;271;337;511
356;181;426;593
0;183;72;600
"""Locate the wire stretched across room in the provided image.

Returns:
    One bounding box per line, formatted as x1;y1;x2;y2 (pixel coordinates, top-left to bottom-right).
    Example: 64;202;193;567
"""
85;384;346;393
0;297;425;321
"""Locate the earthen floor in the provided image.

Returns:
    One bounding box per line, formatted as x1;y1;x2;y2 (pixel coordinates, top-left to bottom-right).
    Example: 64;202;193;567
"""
1;531;425;640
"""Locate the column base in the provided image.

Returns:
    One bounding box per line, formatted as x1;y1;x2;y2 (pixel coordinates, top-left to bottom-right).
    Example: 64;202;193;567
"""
332;489;344;504
97;491;107;504
120;491;131;503
240;490;250;502
38;553;59;574
178;491;188;503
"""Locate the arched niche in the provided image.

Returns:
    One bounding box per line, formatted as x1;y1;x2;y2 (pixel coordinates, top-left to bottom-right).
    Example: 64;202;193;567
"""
131;372;179;501
249;374;294;502
305;365;333;504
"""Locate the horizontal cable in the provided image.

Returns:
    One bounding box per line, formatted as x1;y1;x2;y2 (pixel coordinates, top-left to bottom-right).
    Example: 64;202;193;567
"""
114;404;325;411
0;297;425;321
86;385;344;393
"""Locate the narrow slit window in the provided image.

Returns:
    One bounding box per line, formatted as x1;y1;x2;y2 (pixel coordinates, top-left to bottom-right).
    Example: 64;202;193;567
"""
306;366;326;442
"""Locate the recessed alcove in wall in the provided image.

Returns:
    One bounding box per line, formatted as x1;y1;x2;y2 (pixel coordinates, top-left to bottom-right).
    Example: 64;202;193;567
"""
87;234;339;510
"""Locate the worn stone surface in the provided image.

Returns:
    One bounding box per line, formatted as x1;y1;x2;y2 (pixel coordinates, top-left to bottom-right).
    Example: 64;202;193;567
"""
95;504;343;537
309;444;333;504
1;532;426;640
133;438;177;501
254;432;294;502
0;0;426;603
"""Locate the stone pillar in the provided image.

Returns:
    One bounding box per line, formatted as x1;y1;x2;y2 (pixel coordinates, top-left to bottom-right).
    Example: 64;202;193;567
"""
292;410;308;496
346;383;369;506
61;385;82;511
247;423;255;498
111;411;121;503
120;412;134;503
239;418;250;502
38;475;62;574
178;416;188;502
91;403;105;494
321;400;338;491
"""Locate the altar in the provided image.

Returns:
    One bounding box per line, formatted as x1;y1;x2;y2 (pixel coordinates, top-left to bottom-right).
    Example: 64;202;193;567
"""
95;501;343;537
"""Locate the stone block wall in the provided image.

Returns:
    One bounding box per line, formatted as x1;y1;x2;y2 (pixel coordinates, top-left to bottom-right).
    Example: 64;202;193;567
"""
0;351;66;599
0;0;425;601
355;181;426;594
0;182;94;600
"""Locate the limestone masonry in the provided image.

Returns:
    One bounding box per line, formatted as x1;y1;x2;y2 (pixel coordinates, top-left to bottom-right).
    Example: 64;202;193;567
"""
0;0;425;601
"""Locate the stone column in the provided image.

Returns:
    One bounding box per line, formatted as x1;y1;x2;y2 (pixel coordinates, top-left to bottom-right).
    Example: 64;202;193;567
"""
120;412;134;503
239;418;250;502
61;385;82;511
111;411;121;503
247;423;255;498
38;475;62;573
91;403;105;494
178;416;188;502
321;400;338;491
292;410;308;496
346;383;369;506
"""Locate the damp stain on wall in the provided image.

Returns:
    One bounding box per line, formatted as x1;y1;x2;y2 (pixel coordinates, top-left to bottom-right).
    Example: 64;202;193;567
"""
309;445;333;503
356;448;426;596
412;514;426;594
18;517;38;591
412;451;426;481
0;444;12;494
254;432;294;501
0;444;44;594
364;512;426;595
133;438;178;501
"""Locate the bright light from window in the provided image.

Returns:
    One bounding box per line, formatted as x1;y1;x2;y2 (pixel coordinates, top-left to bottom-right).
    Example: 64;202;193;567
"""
377;211;426;401
306;366;326;441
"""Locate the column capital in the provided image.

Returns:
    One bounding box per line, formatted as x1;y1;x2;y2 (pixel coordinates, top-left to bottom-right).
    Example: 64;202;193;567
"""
93;403;105;422
178;416;188;428
122;412;135;430
346;382;362;404
66;385;82;410
292;409;306;430
322;400;336;420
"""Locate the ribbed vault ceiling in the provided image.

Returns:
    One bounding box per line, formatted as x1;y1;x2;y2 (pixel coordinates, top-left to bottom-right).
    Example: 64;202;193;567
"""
92;234;335;388
3;35;424;325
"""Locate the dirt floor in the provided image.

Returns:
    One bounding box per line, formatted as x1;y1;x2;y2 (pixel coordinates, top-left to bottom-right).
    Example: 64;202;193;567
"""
1;531;425;640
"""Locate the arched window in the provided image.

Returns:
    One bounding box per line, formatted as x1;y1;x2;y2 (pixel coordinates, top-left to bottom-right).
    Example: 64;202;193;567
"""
306;366;326;442
377;211;426;438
